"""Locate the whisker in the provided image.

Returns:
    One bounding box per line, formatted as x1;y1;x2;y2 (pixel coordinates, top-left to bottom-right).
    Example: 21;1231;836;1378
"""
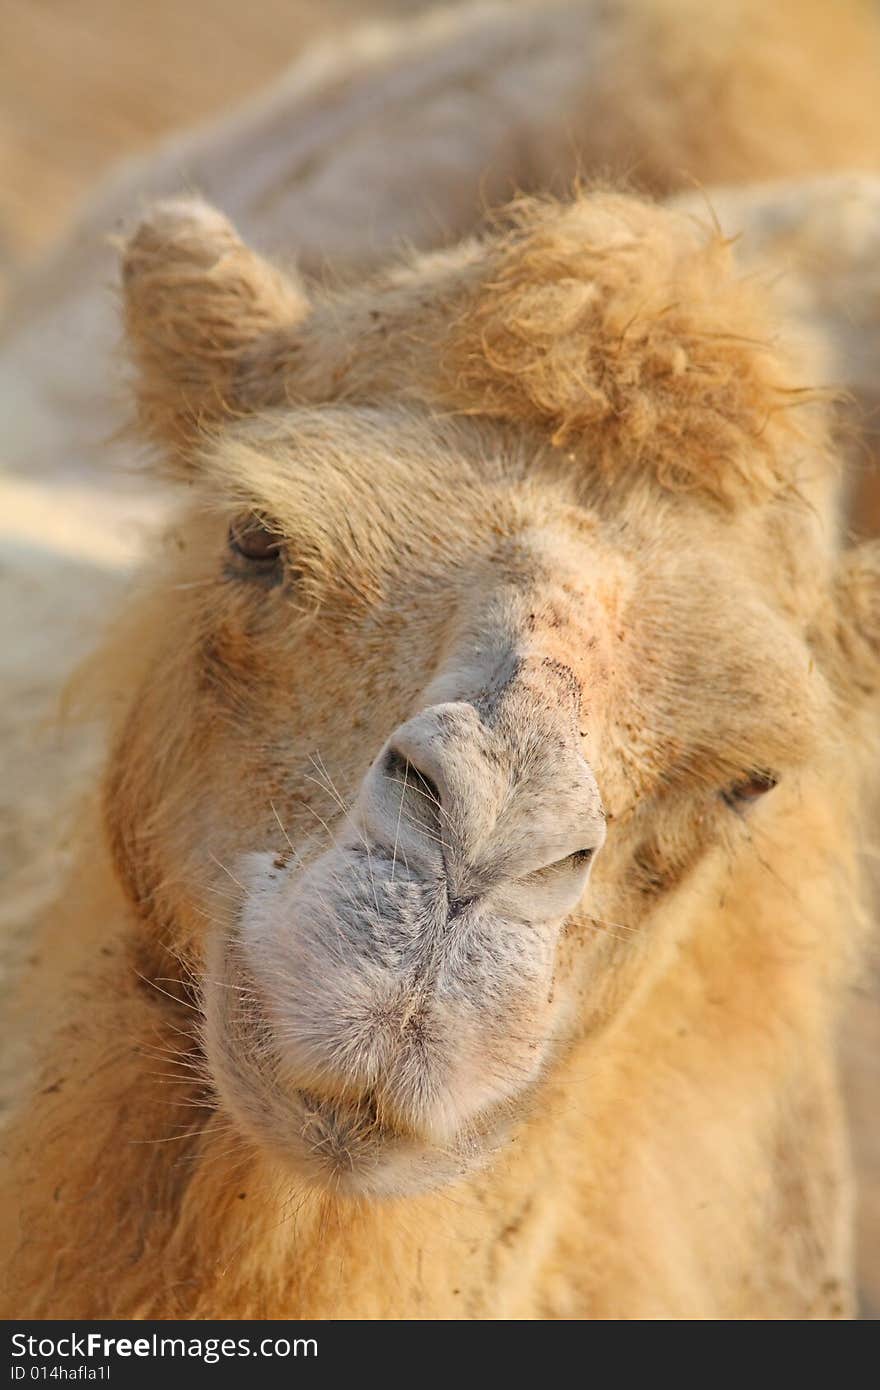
390;757;408;884
207;852;247;895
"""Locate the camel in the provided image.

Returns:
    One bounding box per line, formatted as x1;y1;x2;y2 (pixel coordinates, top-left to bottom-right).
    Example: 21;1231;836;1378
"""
2;0;880;1320
1;185;878;1318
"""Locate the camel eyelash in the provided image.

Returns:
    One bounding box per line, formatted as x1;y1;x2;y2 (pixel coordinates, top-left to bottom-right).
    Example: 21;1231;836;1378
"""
225;512;291;588
228;513;283;564
721;769;779;811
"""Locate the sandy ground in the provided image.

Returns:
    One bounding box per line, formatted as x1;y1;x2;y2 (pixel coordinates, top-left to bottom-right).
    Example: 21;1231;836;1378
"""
1;0;877;1317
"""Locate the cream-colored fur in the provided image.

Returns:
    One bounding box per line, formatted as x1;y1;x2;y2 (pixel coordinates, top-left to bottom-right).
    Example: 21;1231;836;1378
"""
3;0;880;1320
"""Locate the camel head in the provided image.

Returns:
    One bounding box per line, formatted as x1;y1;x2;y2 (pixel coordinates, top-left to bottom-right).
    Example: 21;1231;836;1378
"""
108;195;880;1196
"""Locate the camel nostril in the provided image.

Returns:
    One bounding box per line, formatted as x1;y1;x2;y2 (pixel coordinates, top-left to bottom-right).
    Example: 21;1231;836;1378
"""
567;848;595;869
382;748;442;813
527;846;596;885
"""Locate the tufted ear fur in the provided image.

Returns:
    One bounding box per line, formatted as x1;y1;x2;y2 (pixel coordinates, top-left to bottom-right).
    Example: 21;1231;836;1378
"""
121;193;832;506
441;195;830;507
121;199;310;464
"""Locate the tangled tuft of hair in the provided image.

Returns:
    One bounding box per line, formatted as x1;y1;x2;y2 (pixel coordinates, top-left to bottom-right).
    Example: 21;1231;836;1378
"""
443;193;828;506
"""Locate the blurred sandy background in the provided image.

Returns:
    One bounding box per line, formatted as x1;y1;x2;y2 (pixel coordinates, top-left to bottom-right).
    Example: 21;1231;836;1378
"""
1;0;877;1316
0;0;432;271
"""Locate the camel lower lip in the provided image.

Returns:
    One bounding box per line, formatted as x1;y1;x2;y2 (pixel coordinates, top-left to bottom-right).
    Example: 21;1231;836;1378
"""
206;876;541;1197
286;1087;466;1197
296;1086;393;1155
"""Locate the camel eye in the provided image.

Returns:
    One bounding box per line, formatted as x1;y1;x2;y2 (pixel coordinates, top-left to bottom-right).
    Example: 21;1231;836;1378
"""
722;770;778;810
228;514;283;570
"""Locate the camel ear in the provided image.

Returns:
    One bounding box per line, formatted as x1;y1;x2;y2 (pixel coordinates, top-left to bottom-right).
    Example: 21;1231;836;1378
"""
832;541;880;699
121;199;310;466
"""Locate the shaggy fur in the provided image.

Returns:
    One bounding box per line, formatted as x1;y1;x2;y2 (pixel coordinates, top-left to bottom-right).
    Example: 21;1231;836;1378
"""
3;0;880;1323
196;195;831;511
